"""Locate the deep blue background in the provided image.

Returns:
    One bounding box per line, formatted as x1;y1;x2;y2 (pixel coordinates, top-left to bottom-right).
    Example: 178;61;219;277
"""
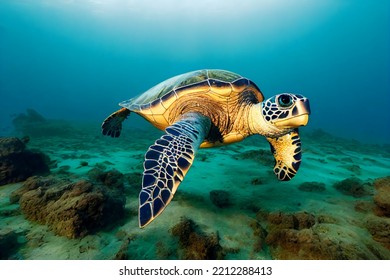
0;0;389;143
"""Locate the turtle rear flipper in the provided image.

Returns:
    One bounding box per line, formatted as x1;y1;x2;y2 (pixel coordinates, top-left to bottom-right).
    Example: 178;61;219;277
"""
267;129;302;181
102;108;131;138
139;112;211;228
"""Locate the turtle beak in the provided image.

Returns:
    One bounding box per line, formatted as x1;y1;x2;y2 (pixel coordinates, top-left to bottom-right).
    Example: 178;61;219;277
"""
274;114;309;128
297;98;311;116
274;99;311;128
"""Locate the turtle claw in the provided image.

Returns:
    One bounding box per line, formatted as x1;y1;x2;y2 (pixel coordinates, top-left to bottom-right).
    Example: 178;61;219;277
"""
101;108;130;138
266;129;302;181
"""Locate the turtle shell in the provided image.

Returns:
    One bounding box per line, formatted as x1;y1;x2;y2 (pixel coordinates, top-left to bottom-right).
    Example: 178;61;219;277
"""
119;69;263;131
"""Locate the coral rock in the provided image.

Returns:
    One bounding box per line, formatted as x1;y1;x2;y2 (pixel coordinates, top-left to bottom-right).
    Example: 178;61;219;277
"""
373;176;390;217
0;137;25;157
251;178;264;185
235;149;274;166
333;177;371;197
267;211;316;230
298;181;326;192
264;211;374;259
354;201;374;214
209;190;231;208
366;217;390;250
170;217;225;260
0;137;50;186
87;167;124;189
0;229;19;259
249;220;267;252
10;176;57;204
12;109;73;137
344;164;361;175
17;176;125;238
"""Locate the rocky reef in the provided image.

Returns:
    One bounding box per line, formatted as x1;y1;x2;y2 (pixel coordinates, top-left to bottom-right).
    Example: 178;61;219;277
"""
11;176;126;238
170;217;225;260
0;121;389;260
333;177;371;197
12;108;73;137
0;229;20;259
365;217;390;250
373;176;390;217
233;148;275;166
87;167;124;189
0;137;50;186
209;190;231;208
298;181;326;192
255;210;390;259
363;176;390;250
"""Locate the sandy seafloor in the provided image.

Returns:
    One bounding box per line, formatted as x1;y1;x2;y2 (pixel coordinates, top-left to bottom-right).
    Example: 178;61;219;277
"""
1;121;389;260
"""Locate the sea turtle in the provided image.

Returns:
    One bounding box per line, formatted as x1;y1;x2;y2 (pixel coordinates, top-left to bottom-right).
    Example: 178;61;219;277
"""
102;69;310;228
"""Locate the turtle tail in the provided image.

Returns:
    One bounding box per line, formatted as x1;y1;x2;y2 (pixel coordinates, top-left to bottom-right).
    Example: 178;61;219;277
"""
102;108;130;138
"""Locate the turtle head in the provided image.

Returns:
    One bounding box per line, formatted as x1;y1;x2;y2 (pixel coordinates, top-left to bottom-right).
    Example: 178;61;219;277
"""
261;93;310;129
259;94;310;181
247;93;310;181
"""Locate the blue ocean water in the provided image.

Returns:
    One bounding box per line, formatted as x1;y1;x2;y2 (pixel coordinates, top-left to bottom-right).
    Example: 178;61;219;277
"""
1;1;390;262
0;0;389;143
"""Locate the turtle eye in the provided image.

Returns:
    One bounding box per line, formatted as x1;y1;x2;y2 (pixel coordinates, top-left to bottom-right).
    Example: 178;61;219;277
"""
277;94;293;108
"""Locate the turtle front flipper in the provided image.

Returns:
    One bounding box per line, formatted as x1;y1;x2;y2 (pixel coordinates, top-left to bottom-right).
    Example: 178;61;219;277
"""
139;112;211;228
266;129;302;181
102;108;131;138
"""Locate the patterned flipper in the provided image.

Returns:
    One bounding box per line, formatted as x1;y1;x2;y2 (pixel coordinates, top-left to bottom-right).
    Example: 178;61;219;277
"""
101;108;130;138
266;129;302;181
139;113;211;228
